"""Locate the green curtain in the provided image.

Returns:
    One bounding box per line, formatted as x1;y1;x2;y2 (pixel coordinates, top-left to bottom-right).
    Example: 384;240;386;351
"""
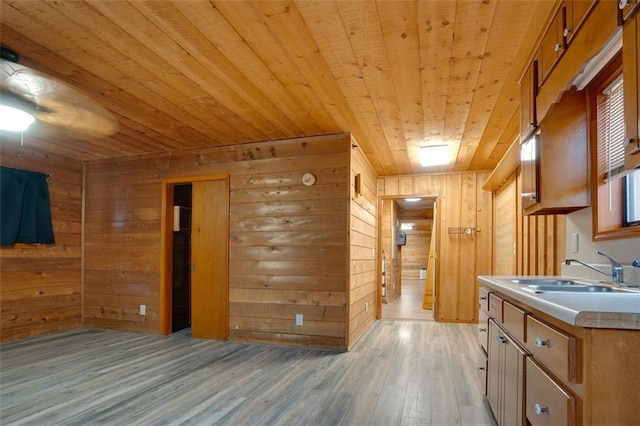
0;166;55;245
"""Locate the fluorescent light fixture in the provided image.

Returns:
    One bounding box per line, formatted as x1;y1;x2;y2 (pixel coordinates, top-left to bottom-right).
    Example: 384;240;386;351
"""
404;197;421;202
0;105;35;132
400;223;414;230
419;145;449;167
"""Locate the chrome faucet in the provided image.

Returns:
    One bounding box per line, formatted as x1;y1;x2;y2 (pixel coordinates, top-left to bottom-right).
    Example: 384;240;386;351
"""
564;251;624;284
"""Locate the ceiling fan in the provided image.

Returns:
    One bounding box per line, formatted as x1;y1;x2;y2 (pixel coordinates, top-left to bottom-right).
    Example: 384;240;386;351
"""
0;46;118;136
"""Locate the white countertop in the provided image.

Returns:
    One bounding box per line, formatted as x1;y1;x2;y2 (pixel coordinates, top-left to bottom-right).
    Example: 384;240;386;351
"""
477;275;640;330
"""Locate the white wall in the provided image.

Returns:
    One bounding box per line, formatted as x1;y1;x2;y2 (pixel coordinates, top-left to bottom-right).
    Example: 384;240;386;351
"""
561;207;640;285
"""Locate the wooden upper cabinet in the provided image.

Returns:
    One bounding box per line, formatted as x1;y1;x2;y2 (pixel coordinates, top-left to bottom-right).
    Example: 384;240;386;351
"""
524;88;589;215
538;11;564;84
563;0;595;44
623;12;640;170
520;61;538;142
620;0;640;22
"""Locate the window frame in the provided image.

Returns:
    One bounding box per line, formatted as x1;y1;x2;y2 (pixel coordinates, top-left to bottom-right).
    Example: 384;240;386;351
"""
588;53;640;240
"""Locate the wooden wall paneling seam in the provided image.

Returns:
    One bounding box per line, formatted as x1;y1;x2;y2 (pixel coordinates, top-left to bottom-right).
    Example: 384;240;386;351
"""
348;137;378;349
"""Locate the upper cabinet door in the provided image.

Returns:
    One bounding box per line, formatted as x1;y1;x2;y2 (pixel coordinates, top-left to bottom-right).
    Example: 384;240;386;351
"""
538;12;565;84
563;0;596;44
520;61;538;142
620;0;640;22
623;13;640;170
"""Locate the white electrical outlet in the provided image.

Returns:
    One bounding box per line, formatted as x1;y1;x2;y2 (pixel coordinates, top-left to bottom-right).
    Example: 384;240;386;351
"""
571;232;579;253
295;313;303;326
139;304;146;315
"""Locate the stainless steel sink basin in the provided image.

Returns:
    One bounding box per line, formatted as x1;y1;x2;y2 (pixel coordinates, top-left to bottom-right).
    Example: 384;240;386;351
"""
508;278;640;294
525;284;617;293
510;279;576;286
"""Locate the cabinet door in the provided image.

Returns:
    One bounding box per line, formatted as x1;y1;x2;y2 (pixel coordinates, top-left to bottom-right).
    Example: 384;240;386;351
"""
521;61;538;141
502;333;527;426
526;358;575;425
539;12;564;83
624;13;640;170
520;133;539;211
487;320;503;422
563;0;595;44
620;0;640;22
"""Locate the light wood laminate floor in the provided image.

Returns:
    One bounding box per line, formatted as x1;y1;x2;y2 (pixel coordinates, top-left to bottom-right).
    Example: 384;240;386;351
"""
1;321;494;425
383;279;433;321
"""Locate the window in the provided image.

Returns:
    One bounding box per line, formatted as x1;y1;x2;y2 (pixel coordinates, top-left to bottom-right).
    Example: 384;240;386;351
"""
588;53;640;239
596;76;625;182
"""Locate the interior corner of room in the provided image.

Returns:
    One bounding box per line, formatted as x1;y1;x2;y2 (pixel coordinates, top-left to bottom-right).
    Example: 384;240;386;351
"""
1;0;640;424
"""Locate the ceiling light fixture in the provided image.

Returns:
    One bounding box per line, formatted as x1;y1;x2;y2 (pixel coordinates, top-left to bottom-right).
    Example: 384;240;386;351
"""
0;105;35;131
404;197;421;202
419;145;449;167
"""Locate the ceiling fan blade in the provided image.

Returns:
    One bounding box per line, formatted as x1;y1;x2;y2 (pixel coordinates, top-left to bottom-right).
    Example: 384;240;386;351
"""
1;58;118;136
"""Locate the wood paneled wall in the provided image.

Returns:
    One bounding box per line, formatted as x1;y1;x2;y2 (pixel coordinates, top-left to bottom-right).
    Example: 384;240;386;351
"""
378;172;493;322
84;134;352;349
0;142;83;342
493;170;566;276
380;199;401;303
494;176;517;275
348;138;378;349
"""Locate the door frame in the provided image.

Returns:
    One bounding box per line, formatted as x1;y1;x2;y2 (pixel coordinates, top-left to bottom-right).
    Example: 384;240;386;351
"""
376;194;441;320
160;174;229;335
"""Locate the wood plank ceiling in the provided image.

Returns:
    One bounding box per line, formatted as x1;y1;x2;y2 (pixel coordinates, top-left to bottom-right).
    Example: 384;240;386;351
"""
0;0;557;176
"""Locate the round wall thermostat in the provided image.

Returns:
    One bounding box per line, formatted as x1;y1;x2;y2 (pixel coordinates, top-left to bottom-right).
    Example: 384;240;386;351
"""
302;173;316;186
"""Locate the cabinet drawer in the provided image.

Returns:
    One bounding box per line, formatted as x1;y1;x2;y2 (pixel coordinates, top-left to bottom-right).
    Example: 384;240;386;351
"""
479;287;490;313
478;310;490;353
489;293;503;323
526;358;575;425
526;316;576;383
503;301;527;344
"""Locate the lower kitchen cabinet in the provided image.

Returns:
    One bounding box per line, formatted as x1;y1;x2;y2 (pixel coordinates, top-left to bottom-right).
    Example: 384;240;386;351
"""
479;282;640;425
487;319;527;426
526;357;575;426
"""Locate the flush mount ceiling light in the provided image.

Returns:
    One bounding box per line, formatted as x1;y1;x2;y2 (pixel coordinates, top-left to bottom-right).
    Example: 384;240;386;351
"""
0;105;35;131
419;145;450;167
404;197;421;202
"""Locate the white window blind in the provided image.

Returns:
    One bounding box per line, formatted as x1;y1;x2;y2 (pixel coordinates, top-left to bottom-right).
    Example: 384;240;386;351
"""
597;76;625;180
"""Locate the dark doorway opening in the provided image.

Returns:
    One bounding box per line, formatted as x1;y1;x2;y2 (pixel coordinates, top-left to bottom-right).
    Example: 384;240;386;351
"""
172;184;192;332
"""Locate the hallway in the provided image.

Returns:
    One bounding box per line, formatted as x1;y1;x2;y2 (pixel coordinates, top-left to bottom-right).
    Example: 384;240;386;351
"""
382;278;433;321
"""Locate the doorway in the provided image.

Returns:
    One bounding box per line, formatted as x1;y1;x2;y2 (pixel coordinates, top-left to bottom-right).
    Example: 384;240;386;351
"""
378;196;438;321
161;175;229;339
171;184;192;332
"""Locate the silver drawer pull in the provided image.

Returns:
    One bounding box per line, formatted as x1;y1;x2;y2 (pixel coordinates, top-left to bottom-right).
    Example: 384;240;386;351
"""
480;296;487;300
534;403;549;415
535;337;550;348
479;327;487;332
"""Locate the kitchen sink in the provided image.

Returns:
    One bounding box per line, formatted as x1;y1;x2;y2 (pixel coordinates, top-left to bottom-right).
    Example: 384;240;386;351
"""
508;278;640;293
510;278;577;286
525;284;617;292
